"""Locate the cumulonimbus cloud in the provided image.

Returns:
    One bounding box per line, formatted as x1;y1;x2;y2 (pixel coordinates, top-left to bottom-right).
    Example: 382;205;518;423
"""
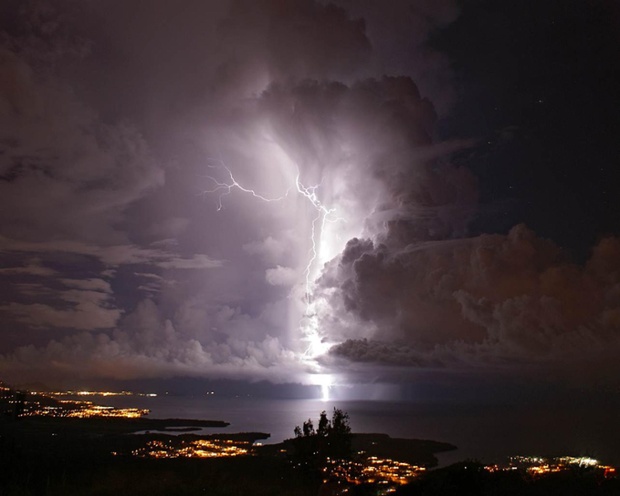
1;0;617;390
320;226;620;376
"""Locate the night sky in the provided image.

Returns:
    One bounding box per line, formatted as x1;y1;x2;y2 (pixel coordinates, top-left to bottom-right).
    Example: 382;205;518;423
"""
1;0;620;404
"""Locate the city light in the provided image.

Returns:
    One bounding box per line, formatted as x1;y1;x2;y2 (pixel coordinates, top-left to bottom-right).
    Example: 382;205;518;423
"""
485;455;617;479
323;455;426;486
1;386;151;419
130;439;252;459
35;390;157;397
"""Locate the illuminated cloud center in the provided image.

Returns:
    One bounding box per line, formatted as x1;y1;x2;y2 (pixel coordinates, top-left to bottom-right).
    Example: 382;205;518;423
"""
204;137;371;374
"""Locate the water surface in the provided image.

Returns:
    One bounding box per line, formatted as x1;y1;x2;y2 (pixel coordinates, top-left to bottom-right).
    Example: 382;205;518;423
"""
101;395;620;466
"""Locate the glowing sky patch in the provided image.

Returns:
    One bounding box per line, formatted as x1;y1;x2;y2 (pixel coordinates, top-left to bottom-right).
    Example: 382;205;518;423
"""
202;146;347;375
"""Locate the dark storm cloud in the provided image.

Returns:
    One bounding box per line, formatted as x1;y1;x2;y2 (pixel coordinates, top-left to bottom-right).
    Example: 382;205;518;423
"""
322;225;620;378
0;45;164;244
331;0;459;111
256;76;476;237
0;237;222;268
0;258;57;277
0;284;120;331
1;0;617;390
217;0;371;85
0;0;384;384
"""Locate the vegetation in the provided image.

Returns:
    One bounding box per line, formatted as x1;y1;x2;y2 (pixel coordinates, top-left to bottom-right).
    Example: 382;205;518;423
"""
290;408;353;478
294;408;352;457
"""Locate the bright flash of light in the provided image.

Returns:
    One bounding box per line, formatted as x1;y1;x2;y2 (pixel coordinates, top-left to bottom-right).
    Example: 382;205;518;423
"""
203;156;341;362
203;161;290;211
307;373;334;402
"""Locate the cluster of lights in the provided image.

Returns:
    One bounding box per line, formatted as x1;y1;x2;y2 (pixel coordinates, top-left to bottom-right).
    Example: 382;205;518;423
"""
322;455;426;492
64;405;148;419
361;457;426;485
130;439;251;459
35;390;157;397
318;453;618;494
15;401;148;419
1;387;151;419
484;455;617;478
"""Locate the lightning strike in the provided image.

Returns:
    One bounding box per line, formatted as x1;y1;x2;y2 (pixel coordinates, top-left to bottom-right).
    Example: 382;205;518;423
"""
294;172;341;361
204;158;341;363
294;175;339;291
203;161;290;210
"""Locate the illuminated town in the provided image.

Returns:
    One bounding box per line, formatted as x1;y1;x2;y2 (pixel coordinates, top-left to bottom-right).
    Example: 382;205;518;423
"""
57;403;148;419
129;438;251;459
317;454;618;495
38;389;158;398
322;455;427;492
484;455;617;479
0;382;151;419
126;439;618;495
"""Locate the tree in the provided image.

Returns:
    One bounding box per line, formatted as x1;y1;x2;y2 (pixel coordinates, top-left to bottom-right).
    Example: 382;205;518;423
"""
302;418;315;437
294;409;350;443
292;408;353;477
317;410;329;437
326;408;351;459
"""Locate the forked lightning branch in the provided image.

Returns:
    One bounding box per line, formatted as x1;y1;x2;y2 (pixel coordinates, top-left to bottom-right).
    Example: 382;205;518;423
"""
203;158;340;362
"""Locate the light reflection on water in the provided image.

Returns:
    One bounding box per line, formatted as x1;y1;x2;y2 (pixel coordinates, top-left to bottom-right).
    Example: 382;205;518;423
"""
101;395;620;466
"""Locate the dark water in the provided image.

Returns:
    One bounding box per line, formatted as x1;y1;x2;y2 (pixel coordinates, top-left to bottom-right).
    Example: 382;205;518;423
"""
102;395;620;466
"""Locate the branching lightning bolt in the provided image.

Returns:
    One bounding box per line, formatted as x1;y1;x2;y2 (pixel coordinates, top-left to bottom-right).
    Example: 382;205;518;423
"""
203;161;290;210
294;172;340;360
294;173;338;299
204;158;341;360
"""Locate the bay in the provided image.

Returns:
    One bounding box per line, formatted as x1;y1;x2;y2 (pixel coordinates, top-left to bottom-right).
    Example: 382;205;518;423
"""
101;395;620;467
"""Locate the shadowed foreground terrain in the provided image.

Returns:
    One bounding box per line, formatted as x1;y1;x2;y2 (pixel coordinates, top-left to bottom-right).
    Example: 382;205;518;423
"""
394;461;620;496
0;415;451;495
0;384;617;496
2;415;619;496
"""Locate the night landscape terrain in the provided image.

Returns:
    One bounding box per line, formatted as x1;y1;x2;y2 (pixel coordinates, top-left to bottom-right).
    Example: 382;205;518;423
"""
1;382;618;495
1;0;620;494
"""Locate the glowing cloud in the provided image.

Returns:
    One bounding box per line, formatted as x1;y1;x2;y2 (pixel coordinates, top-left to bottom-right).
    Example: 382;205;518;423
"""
202;154;342;371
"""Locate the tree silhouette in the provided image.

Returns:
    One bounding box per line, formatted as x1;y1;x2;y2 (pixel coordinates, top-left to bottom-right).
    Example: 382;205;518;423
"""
302;418;315;437
326;408;351;459
317;410;329;437
292;408;353;477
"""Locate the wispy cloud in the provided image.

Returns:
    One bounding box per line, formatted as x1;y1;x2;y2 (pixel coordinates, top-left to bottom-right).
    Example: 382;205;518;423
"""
0;236;222;269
